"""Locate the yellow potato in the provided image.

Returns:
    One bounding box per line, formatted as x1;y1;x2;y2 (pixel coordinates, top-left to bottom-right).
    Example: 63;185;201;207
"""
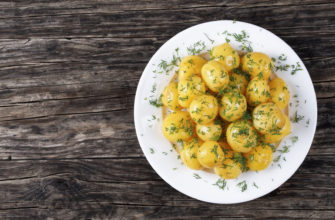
252;102;286;135
269;77;290;109
264;114;291;143
189;95;219;125
180;138;203;170
178;55;207;81
241;52;273;80
246;77;271;106
161;82;180;111
226;120;258;153
228;72;249;95
214;158;242;179
218;141;242;160
198;141;225;168
196;122;222;141
178;75;206;108
201;60;229;93
162;111;194;142
219;91;247;122
212;43;240;72
244;144;273;171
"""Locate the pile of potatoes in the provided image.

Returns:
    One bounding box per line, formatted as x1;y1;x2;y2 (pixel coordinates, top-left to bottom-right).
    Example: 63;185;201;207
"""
161;43;290;179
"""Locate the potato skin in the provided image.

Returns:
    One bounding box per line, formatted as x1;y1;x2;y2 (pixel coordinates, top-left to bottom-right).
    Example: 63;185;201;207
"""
198;141;225;168
228;72;248;95
201;60;229;93
214;158;242;179
252;102;286;135
244;144;273;171
189;95;219;125
180;138;203;170
241;52;273;80
178;55;207;81
226;120;258;153
178;75;206;108
214;141;244;179
162;111;194;142
246;77;271;106
212;43;240;72
269;77;290;109
263;114;291;143
196;122;222;141
161;82;180;111
219;91;247;122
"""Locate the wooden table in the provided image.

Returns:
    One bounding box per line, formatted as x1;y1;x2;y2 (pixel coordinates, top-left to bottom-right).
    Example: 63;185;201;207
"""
0;1;334;219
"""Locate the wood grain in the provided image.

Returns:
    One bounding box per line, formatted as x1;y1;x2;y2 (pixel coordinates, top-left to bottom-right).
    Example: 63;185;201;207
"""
0;0;334;219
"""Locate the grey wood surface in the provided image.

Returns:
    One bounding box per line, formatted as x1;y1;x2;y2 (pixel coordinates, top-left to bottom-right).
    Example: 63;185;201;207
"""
0;0;334;219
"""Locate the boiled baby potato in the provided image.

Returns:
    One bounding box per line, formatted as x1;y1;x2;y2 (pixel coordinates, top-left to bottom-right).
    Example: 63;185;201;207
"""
244;144;273;171
219;91;247;122
215;141;243;179
246;77;271;106
226;120;258;153
178;75;206;108
189;95;219;125
196;121;222;141
241;52;273;80
214;158;242;179
263;114;291;143
198;141;224;168
178;55;207;81
201;60;229;93
269;77;290;109
252;102;286;135
212;43;240;72
180;138;203;170
162;111;194;142
228;72;248;95
161;82;180;111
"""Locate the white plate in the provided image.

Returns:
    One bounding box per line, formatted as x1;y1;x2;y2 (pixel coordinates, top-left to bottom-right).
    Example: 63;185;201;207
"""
134;20;317;204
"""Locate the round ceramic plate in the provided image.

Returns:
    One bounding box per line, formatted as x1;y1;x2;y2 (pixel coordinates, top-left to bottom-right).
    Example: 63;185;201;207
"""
134;20;317;204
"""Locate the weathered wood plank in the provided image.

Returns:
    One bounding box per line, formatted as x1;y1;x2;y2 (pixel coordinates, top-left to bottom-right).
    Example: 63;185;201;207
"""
0;2;333;40
0;206;334;220
0;111;138;160
0;0;330;14
0;158;333;219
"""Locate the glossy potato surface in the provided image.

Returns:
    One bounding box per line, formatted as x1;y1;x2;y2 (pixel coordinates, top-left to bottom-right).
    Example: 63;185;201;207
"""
228;72;248;95
252;102;286;135
201;60;229;93
269;77;290;109
189;95;219;125
196;122;222;141
212;43;240;72
246;77;271;106
244;144;273;171
162;111;194;142
180;139;203;170
219;91;247;122
161;82;180;111
241;52;272;80
263;114;291;143
178;75;206;108
178;55;207;81
226;120;258;153
198;141;224;168
214;159;242;179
